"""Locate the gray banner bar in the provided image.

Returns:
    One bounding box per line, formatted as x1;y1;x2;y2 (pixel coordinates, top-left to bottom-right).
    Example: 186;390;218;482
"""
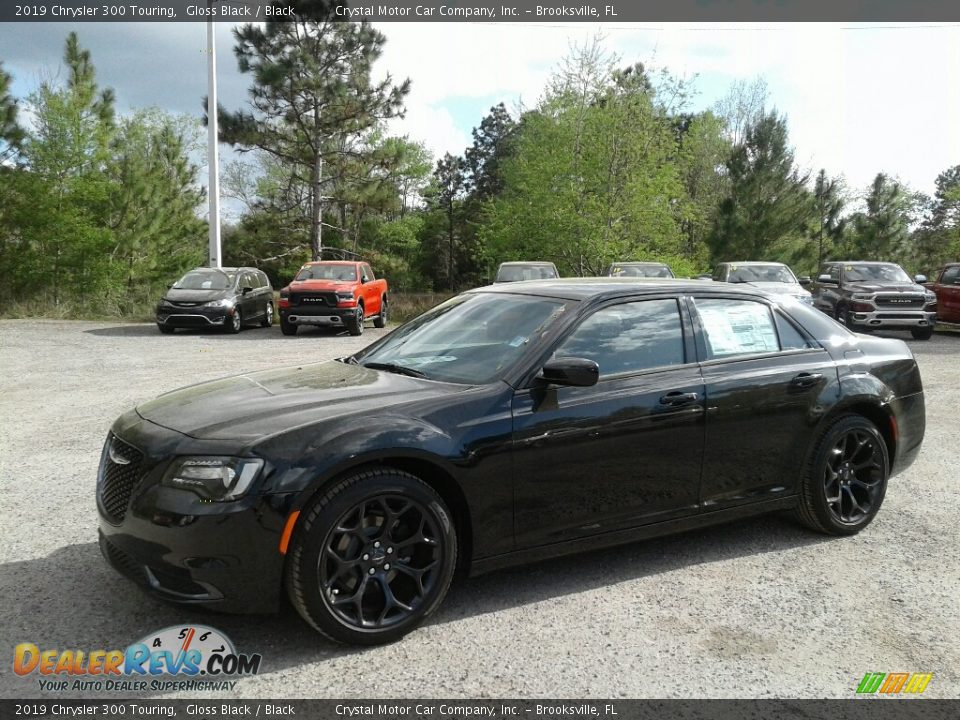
1;700;959;720
2;0;960;23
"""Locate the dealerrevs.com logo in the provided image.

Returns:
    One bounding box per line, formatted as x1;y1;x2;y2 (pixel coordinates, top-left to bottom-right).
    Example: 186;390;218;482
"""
13;625;262;692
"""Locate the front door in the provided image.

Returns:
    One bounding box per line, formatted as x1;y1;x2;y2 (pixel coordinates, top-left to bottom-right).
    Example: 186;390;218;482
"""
511;297;706;549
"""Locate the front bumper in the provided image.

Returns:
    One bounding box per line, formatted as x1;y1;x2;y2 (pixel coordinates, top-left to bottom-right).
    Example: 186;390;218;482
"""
156;306;233;328
96;417;294;614
280;306;355;327
848;310;937;329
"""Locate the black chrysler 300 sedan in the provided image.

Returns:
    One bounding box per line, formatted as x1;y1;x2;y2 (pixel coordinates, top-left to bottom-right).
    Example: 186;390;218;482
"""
98;279;925;644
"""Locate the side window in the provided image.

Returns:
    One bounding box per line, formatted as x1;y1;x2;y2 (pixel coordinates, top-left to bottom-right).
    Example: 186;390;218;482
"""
775;311;814;351
828;265;841;282
941;266;960;285
258;271;269;288
362;264;374;281
695;298;780;359
712;266;725;282
555;299;685;377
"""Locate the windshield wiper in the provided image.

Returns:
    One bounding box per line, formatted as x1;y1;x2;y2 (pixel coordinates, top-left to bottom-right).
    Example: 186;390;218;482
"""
361;362;427;378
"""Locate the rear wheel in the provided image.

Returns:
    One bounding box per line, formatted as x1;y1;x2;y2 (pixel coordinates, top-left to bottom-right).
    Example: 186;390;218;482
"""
285;468;457;645
261;301;274;328
280;318;298;336
911;327;934;340
374;297;388;329
795;415;889;536
347;304;364;336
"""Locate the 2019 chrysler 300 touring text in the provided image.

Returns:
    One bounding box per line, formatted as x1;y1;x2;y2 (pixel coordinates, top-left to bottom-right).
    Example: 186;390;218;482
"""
98;279;925;644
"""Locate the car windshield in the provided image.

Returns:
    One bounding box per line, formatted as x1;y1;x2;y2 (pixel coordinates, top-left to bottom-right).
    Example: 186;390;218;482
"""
354;292;571;384
727;265;797;284
496;264;558;282
844;264;912;283
296;264;358;282
609;264;673;278
172;270;236;290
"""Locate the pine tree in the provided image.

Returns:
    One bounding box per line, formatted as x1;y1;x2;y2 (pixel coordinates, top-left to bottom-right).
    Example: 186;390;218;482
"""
811;169;846;269
219;9;409;260
0;62;25;165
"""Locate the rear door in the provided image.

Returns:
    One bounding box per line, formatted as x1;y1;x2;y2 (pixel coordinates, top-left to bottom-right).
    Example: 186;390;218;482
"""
689;295;838;510
511;296;706;548
238;271;259;319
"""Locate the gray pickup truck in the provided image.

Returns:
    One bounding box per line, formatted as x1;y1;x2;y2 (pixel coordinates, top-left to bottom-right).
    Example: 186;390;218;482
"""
812;261;937;340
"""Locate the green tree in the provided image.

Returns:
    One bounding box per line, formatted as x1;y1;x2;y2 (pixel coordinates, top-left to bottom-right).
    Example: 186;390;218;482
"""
849;173;915;261
709;111;812;262
220;12;409;260
0;61;25;164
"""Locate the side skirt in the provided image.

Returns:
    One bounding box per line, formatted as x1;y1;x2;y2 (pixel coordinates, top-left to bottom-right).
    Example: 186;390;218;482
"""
469;496;798;576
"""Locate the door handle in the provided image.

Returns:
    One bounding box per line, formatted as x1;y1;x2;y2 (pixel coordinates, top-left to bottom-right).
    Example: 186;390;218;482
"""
790;372;823;389
659;391;699;406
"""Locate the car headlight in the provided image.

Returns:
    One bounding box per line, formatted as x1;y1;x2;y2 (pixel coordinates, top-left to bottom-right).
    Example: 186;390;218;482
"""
850;293;873;301
925;291;937;303
204;298;234;308
336;292;355;302
162;457;264;500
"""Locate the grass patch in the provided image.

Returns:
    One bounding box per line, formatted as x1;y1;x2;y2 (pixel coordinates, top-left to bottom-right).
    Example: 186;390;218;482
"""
389;293;452;324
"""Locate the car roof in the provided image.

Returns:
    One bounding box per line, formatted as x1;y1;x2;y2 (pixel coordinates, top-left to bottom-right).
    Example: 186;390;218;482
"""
473;277;772;301
826;260;900;265
611;261;669;266
302;260;359;265
498;261;556;266
720;261;788;266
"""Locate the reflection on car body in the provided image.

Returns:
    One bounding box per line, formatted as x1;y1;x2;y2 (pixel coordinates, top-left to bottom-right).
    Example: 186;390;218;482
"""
101;278;925;645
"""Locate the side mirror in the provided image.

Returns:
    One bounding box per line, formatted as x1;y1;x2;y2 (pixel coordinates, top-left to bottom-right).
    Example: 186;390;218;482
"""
798;276;812;286
817;274;835;284
361;276;370;284
540;357;600;387
914;274;927;284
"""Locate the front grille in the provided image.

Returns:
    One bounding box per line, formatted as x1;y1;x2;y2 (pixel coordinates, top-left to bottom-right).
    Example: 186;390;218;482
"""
97;434;144;523
875;313;927;320
875;294;924;309
147;566;211;597
167;315;213;326
99;532;146;584
170;301;202;308
291;292;338;307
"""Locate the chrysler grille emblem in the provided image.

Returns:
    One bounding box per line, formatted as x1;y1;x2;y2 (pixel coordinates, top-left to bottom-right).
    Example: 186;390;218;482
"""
108;441;131;465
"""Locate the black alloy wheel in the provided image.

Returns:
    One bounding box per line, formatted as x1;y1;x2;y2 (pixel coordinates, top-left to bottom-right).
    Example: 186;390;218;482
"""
795;415;889;535
347;304;364;336
261;301;274;328
286;469;457;645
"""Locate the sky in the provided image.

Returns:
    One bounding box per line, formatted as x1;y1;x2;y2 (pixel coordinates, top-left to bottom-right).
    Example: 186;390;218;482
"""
2;21;959;212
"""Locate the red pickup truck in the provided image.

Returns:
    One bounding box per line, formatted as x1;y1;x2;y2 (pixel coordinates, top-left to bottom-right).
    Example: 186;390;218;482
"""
925;263;960;325
278;260;388;336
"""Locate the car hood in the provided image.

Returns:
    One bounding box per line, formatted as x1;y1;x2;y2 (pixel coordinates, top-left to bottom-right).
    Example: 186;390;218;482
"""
746;281;810;296
163;288;234;303
844;281;925;294
136;361;462;441
287;280;357;293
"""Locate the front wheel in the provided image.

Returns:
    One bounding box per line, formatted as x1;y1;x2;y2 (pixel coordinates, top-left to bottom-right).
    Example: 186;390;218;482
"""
911;327;934;340
285;468;458;645
227;309;242;334
280;318;298;336
347;305;364;336
261;301;274;328
374;297;388;329
794;415;889;536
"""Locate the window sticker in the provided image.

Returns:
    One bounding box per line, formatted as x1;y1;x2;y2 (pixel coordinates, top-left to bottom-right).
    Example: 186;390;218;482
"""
698;302;778;357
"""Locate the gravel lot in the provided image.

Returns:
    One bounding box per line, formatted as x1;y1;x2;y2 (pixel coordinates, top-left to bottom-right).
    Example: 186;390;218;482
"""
1;319;958;699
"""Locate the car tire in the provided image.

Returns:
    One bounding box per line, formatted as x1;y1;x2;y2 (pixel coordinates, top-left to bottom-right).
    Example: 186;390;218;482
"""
285;468;457;645
794;415;889;536
157;324;174;334
280;318;297;336
347;304;364;336
227;309;242;334
911;327;934;340
261;302;274;328
374;297;387;329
